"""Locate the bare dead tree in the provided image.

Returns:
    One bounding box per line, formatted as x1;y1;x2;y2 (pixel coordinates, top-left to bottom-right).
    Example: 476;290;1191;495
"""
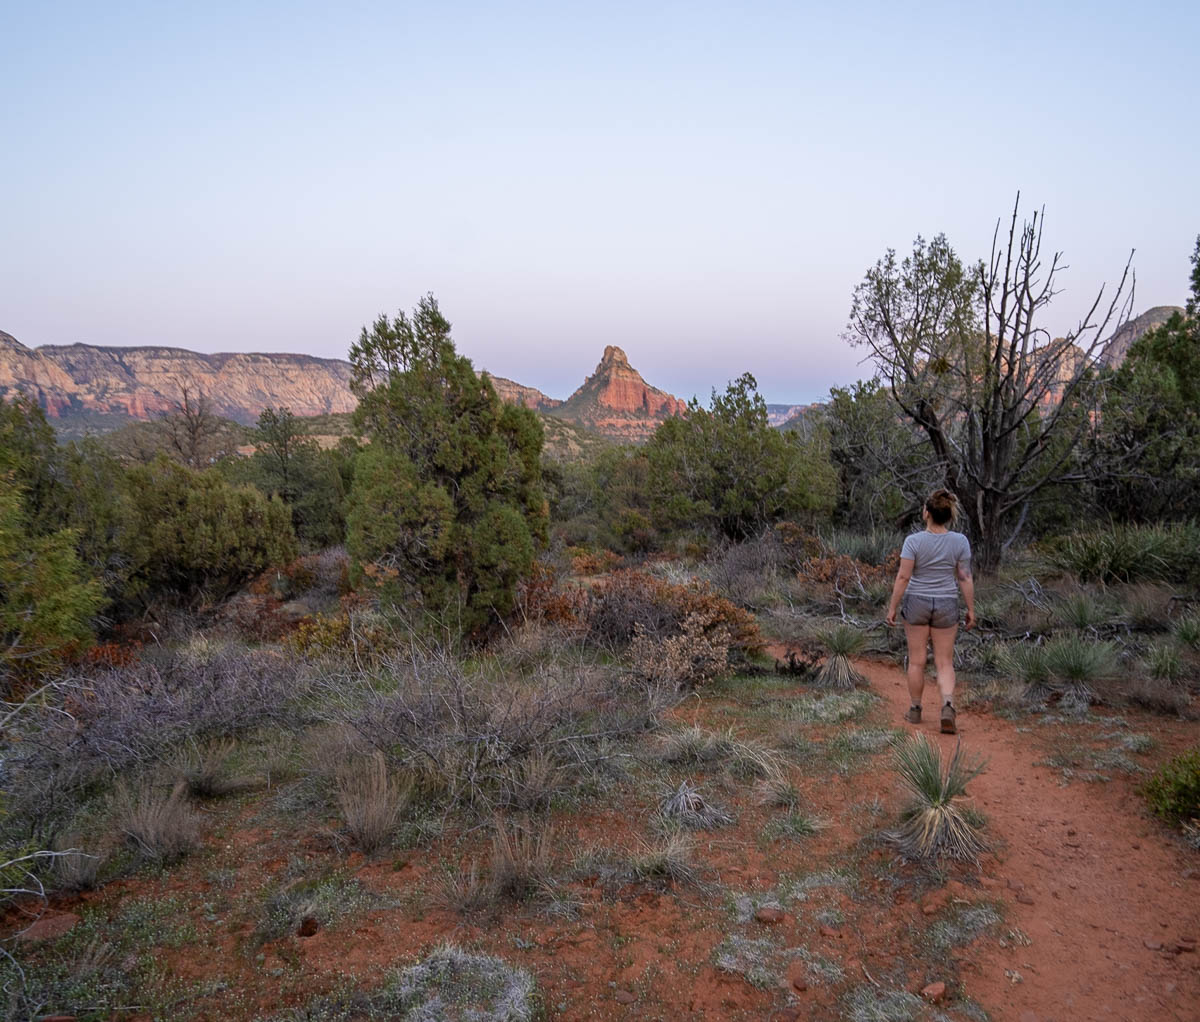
158;384;231;468
846;195;1134;571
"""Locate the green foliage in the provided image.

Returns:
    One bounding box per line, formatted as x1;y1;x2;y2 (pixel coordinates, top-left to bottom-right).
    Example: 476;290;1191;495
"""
1089;236;1200;521
0;397;105;671
645;372;836;541
0;482;102;676
1045;521;1200;586
822;380;933;529
1142;746;1200;828
222;405;349;548
346;295;546;637
124;457;298;606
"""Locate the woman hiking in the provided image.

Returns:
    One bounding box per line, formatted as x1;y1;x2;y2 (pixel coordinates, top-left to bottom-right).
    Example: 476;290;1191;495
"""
885;489;976;734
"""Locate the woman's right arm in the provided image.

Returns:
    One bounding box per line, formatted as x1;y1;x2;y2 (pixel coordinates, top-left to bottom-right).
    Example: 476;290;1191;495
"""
886;557;914;626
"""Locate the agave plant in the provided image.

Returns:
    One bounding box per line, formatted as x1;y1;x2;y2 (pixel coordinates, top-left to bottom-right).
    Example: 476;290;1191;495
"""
891;735;987;864
1042;634;1118;710
813;623;868;690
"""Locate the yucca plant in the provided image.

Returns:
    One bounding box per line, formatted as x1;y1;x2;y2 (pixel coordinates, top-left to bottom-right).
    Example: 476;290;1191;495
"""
1043;635;1118;710
1146;642;1183;683
1000;642;1050;704
814;624;868;690
1172;614;1200;650
1054;591;1112;631
891;735;987;864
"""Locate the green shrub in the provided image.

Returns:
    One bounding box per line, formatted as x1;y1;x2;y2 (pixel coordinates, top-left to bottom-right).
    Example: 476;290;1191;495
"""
124;457;297;606
1142;747;1200;828
1046;522;1200;586
813;623;867;690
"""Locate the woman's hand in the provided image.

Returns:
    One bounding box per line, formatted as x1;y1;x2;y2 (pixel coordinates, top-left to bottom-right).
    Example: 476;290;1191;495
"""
964;608;977;630
885;606;898;627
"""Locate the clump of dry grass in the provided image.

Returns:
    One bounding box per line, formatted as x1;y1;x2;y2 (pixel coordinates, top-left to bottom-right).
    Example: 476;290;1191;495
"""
335;752;414;854
628;832;699;886
656;780;732;830
658;725;784;781
174;737;254;798
814;624;868;690
111;780;202;864
754;776;804;811
890;735;987;865
489;817;555;901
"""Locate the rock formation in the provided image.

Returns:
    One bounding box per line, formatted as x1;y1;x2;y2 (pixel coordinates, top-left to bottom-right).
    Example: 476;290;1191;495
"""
0;331;688;443
553;345;687;441
481;374;562;412
0;331;356;424
1099;306;1183;367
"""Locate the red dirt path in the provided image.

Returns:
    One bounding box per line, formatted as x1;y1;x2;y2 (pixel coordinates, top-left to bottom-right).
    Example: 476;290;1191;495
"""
855;657;1200;1022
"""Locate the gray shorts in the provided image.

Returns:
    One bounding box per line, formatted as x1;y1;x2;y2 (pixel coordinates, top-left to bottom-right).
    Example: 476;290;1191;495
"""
902;593;959;629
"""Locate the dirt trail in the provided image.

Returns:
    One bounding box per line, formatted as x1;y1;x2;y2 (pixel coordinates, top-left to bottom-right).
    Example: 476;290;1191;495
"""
857;658;1200;1022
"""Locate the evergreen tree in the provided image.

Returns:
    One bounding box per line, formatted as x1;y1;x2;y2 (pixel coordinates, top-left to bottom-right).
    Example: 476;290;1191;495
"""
346;295;546;636
646;373;836;541
1090;236;1200;520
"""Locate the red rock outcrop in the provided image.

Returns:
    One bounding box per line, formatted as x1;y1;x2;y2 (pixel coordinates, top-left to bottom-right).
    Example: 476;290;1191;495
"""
0;331;356;424
554;346;687;441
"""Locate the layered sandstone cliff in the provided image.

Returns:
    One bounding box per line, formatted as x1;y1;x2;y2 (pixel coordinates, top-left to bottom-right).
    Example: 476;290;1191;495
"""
482;374;562;412
0;331;356;424
554;345;687;441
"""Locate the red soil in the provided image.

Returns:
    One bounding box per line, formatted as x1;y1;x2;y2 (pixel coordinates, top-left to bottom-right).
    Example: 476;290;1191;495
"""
15;653;1199;1021
854;658;1200;1022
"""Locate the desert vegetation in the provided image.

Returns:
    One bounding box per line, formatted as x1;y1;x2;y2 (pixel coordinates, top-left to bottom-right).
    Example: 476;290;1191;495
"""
1;231;1198;1020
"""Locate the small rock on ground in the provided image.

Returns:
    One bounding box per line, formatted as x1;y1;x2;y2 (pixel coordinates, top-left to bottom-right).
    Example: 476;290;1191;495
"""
920;981;947;1004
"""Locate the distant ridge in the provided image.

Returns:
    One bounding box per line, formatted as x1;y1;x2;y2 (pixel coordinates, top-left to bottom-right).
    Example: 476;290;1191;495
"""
0;331;355;424
0;331;688;442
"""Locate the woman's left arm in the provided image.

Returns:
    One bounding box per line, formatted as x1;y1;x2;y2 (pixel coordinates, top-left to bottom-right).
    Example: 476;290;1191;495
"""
886;557;914;626
957;561;976;629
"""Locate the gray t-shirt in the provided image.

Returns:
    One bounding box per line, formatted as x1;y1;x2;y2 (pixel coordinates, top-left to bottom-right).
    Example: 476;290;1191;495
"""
901;530;971;599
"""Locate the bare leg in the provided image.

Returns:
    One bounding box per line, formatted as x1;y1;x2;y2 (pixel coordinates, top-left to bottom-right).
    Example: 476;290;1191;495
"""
904;622;931;708
930;625;959;704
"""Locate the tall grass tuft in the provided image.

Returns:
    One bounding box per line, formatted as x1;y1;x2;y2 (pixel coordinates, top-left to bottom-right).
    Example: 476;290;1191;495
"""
814;624;868;690
1001;642;1051;703
1172;614;1200;650
890;735;987;865
335;752;414;854
112;781;202;864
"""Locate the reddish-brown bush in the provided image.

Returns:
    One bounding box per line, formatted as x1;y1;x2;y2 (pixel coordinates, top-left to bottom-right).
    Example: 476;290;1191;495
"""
514;562;588;626
585;570;762;655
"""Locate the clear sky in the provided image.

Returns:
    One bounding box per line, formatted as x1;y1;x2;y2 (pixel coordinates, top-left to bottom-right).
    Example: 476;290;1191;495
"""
3;1;1197;404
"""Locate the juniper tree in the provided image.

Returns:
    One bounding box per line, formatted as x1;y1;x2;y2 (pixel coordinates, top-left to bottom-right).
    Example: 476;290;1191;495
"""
346;295;546;637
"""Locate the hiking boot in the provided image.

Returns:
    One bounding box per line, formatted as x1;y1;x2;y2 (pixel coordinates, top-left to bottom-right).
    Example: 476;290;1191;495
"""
941;703;957;734
905;705;922;724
